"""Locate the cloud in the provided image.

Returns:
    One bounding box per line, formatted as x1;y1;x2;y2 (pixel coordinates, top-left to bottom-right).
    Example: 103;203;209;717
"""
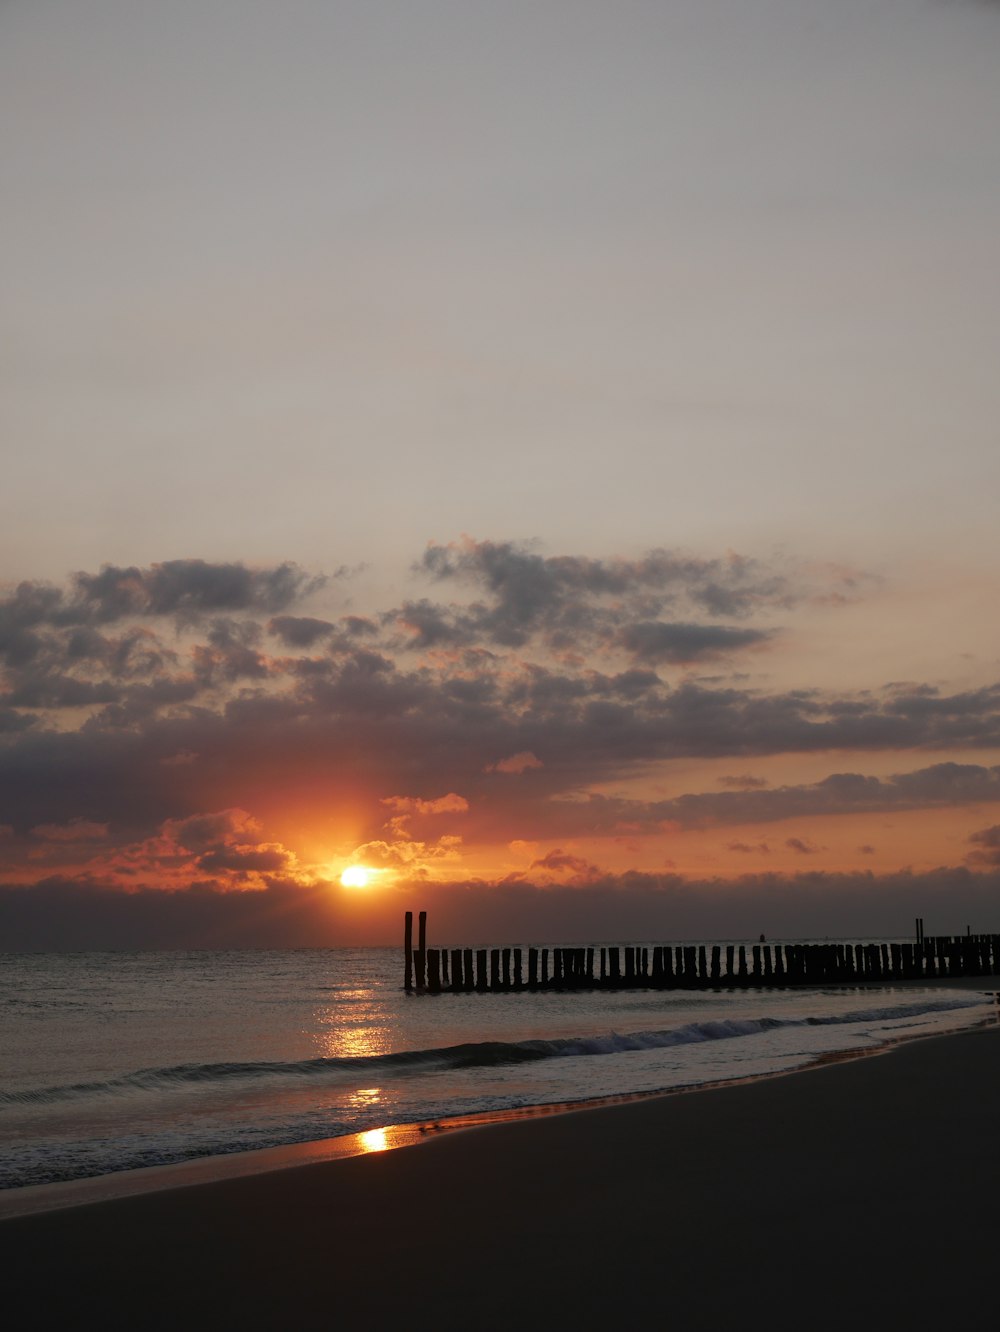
484;751;544;775
2;541;1000;915
529;849;595;876
728;841;771;854
72;560;323;621
785;837;821;855
4;864;1000;950
350;834;464;872
266;616;336;647
967;825;1000;867
575;761;1000;834
617;622;772;663
381;793;470;816
392;537;802;657
30;818;109;843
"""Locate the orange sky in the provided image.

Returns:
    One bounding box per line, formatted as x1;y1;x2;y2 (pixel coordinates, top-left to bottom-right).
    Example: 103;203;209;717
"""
2;544;1000;946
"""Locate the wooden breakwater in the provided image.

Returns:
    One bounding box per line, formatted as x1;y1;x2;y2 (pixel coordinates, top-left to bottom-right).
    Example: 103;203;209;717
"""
403;912;1000;992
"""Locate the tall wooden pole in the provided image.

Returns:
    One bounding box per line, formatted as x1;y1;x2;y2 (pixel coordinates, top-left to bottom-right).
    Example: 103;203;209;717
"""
404;911;413;991
416;910;427;989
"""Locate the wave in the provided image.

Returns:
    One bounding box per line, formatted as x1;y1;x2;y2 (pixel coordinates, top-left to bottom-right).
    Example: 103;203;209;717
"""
1;995;982;1109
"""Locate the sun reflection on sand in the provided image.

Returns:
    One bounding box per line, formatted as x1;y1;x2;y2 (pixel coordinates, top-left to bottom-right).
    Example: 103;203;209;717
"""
358;1127;390;1153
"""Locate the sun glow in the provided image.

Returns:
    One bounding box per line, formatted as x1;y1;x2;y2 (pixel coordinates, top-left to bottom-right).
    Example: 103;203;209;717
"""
340;864;374;888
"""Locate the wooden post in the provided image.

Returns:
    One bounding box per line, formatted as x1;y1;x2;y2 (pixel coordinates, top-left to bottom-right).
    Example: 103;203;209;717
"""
773;943;784;981
528;947;538;987
476;948;488;991
404;911;413;991
890;943;902;981
427;949;441;993
600;947;607;982
415;910;427;988
514;948;523;988
726;944;735;982
541;948;549;986
490;949;501;990
502;948;511;989
450;948;462;991
440;949;449;989
586;947;595;984
463;948;474;990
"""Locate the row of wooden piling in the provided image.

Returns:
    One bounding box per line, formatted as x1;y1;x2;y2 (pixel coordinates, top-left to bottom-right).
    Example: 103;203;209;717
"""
403;913;1000;992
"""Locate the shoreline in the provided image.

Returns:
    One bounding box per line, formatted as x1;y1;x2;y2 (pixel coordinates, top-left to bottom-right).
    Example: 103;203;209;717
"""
6;1018;1000;1328
3;976;995;1223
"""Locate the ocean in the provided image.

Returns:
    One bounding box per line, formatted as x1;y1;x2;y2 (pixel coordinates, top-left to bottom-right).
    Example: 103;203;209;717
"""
1;945;993;1195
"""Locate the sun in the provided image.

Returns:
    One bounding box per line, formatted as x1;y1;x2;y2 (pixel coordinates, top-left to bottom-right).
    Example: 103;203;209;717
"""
340;865;373;889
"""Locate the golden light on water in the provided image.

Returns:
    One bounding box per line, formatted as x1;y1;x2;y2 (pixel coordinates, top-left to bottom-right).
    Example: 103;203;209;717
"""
359;1127;389;1153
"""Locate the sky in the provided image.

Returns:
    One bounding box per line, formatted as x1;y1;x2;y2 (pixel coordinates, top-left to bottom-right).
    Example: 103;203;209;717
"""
2;0;1000;948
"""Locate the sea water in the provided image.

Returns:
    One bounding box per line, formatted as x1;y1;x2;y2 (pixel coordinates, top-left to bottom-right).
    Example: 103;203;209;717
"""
0;946;992;1192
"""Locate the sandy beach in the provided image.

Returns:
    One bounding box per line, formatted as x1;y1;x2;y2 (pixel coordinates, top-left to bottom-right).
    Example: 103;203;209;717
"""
5;1021;1000;1330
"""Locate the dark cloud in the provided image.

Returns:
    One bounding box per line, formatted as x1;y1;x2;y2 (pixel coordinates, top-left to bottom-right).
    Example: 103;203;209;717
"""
545;762;1000;839
3;543;1000;917
31;819;109;844
3;632;1000;848
398;537;795;655
3;864;999;950
0;560;320;642
267;616;336;648
618;621;772;663
785;837;820;856
72;560;322;621
0;561;323;720
197;845;294;874
420;538;786;619
529;849;595;876
967;825;1000;867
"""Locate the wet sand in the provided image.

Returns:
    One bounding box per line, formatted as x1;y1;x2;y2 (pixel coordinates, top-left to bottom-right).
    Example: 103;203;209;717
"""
5;1023;1000;1330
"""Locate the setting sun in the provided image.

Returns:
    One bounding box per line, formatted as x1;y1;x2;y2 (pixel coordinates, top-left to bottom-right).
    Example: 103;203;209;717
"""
340;865;373;889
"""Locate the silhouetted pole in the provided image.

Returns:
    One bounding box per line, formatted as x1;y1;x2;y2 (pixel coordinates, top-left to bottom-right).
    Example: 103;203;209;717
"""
404;911;413;991
427;949;441;993
415;910;427;989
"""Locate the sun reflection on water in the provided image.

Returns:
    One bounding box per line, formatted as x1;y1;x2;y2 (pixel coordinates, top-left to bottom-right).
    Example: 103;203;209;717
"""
312;995;392;1062
349;1086;381;1109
